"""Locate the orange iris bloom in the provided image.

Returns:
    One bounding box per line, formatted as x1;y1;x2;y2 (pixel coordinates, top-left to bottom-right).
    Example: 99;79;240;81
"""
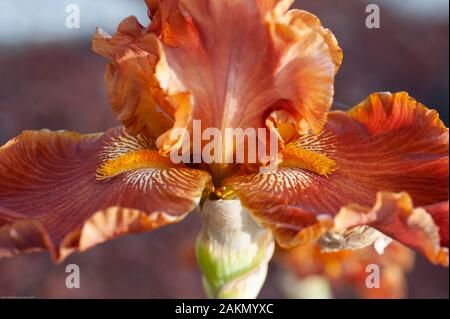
0;0;448;278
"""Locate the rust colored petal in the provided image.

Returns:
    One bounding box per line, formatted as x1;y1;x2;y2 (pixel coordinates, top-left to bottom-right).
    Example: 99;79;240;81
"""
225;92;448;264
425;201;449;247
282;9;343;74
94;0;340;157
332;192;448;266
0;127;211;262
92;18;173;140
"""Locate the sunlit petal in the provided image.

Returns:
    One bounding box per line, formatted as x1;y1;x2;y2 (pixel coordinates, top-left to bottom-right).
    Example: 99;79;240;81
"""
92;18;173;140
0;127;211;261
94;0;341;157
330;192;448;266
225;92;448;264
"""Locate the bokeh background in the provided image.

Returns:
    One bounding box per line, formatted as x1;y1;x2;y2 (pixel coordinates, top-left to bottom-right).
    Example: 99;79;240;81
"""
0;0;448;298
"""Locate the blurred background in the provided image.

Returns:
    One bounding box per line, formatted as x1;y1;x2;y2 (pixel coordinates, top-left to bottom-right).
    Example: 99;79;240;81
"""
0;0;448;298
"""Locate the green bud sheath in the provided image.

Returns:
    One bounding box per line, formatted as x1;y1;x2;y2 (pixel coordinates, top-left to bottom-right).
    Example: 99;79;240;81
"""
196;199;275;299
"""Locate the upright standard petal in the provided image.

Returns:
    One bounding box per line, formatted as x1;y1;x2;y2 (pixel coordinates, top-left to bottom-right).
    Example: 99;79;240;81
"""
225;92;448;265
94;0;341;159
0;127;212;261
92;18;174;140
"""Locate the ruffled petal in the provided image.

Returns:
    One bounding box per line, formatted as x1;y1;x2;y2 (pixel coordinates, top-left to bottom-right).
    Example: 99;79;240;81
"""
425;201;449;247
94;0;340;157
92;18;173;140
330;192;448;266
0;127;211;261
282;9;342;73
225;92;448;264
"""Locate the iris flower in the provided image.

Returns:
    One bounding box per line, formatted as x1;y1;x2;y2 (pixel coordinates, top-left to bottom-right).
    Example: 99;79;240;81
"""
278;241;415;299
0;0;448;299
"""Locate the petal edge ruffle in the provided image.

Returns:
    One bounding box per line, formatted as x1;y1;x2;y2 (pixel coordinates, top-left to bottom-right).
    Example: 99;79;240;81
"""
0;127;212;262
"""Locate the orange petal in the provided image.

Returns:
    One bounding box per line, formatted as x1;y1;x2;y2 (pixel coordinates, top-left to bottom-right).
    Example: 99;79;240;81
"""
94;0;340;155
0;127;211;262
425;201;449;247
332;192;448;266
225;92;448;264
92;18;173;140
282;9;343;74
